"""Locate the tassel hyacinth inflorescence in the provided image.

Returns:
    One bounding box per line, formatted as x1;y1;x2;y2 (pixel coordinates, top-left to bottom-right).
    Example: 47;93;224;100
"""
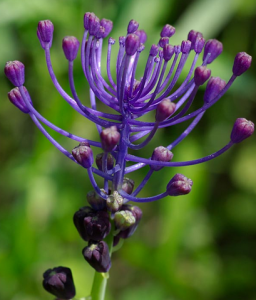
4;11;254;294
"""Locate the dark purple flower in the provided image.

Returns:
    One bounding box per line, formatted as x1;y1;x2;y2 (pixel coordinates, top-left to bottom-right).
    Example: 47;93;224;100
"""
37;20;54;49
155;99;176;122
96;153;114;171
204;77;226;103
87;190;107;210
121;178;135;195
83;241;111;273
203;39;223;64
73;206;111;241
194;66;211;86
43;266;75;299
125;34;140;55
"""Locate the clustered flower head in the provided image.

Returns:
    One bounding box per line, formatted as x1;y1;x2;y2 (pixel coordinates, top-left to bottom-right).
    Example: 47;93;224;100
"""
4;11;254;299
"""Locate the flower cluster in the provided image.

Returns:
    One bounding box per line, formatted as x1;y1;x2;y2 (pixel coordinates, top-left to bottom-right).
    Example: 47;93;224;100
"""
4;11;254;299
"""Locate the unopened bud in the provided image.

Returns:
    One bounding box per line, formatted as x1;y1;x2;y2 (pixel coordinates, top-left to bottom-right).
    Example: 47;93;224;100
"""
125;34;140;55
87;190;107;210
37;20;54;49
122;178;135;195
166;173;193;196
96;153;114;171
72;142;93;168
155;99;176;122
160;24;175;38
194;66;211;86
62;36;80;61
4;61;25;87
88;13;100;36
163;44;175;61
100;126;120;152
107;191;123;213
232;52;252;76
100;18;113;38
127;19;139;34
151;146;174;171
203;39;223;64
159;37;169;48
150;44;159;56
188;30;203;50
135;29;147;44
230;118;254;143
181;40;191;54
8;86;32;113
204;77;226;103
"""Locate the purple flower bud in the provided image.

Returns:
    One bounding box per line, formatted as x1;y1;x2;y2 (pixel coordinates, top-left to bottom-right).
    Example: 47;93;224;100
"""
8;86;32;113
122;178;135;195
160;24;176;38
116;205;142;239
88;13;100;36
194;66;211;86
43;266;76;299
150;44;159;56
84;12;93;30
174;45;181;54
203;39;223;64
83;241;111;273
100;18;113;38
73;206;111;241
166;173;193;196
151;146;174;171
4;61;25;87
72;142;93;168
194;37;205;54
96;153;114;171
188;30;203;50
204;77;226;103
37;20;54;49
62;36;80;61
159;37;169;48
135;29;147;44
232;52;252;76
155;98;176;122
181;40;191;54
95;26;105;39
163;44;175;61
125;34;140;55
119;36;125;46
108;37;115;45
100;126;120;152
107;191;123;213
230;118;254;143
114;210;136;231
87;190;107;211
127;19;139;34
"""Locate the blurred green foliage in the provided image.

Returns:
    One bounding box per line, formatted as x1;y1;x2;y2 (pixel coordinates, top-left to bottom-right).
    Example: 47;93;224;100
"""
1;0;256;299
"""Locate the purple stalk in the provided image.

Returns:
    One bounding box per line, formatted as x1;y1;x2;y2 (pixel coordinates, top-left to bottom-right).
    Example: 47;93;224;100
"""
120;189;169;203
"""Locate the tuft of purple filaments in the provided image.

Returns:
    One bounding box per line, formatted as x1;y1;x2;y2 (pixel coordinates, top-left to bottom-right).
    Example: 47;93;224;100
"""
5;14;254;205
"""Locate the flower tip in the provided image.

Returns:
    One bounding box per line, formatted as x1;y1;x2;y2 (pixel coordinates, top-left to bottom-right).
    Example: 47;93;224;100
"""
232;52;252;76
42;266;76;299
160;24;175;38
72;142;93;168
37;20;54;49
194;66;211;86
203;39;223;64
166;174;193;196
127;19;139;34
87;13;100;36
62;36;80;61
188;30;203;50
150;44;159;56
204;76;226;103
125;34;140;55
8;86;31;113
231;118;254;143
181;40;191;54
100;18;113;38
158;37;169;48
155;98;176;122
4;60;25;87
151;146;173;171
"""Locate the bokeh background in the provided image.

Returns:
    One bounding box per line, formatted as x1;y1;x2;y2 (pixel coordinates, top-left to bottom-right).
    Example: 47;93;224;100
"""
1;0;256;299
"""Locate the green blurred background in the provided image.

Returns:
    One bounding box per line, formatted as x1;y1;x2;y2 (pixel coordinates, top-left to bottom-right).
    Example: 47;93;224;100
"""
1;0;256;299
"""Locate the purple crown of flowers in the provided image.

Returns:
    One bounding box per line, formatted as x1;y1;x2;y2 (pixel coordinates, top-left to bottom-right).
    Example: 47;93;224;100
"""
4;11;254;297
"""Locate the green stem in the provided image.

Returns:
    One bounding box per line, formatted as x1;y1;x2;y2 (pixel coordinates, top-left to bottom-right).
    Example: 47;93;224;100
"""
89;221;114;300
